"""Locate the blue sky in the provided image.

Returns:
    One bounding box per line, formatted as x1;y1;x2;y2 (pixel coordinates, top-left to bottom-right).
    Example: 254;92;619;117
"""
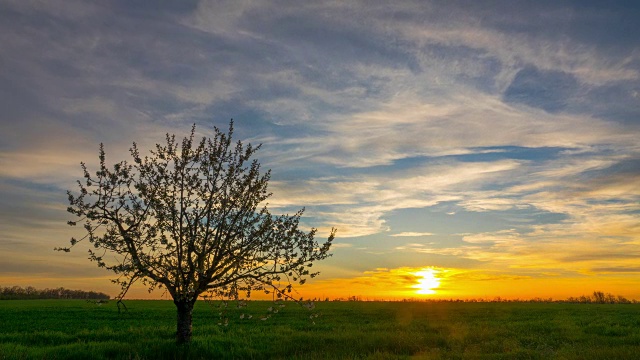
1;1;639;299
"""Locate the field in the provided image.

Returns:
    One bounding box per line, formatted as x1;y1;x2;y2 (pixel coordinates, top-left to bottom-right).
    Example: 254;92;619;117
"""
1;300;639;359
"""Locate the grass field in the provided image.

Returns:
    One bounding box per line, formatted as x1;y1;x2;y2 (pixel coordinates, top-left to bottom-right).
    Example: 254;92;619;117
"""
1;299;639;359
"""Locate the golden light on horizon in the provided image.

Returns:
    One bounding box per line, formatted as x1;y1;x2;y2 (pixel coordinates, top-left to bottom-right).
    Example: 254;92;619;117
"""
413;268;441;295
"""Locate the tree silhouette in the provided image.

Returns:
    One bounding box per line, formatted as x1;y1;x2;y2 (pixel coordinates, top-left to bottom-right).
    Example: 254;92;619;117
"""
60;122;334;343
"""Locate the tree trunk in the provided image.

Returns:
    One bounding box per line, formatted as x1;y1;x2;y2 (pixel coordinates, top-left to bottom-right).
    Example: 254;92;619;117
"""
175;299;195;344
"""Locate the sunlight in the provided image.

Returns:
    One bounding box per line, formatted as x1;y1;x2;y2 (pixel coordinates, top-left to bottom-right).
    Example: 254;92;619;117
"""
414;268;441;295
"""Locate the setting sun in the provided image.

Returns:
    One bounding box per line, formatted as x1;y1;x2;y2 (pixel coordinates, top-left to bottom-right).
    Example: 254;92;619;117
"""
414;269;441;295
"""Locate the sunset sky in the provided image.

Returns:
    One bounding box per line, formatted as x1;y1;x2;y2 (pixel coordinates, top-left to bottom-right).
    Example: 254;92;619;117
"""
1;1;639;300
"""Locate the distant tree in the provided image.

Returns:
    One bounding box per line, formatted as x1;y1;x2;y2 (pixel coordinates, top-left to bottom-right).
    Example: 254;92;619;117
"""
593;291;606;304
617;295;630;304
60;122;334;343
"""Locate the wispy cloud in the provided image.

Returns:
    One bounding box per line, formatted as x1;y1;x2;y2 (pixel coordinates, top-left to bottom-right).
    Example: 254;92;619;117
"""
391;232;434;237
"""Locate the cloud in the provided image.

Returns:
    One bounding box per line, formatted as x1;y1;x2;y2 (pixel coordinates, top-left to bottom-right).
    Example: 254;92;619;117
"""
329;243;353;249
390;232;434;237
590;267;640;274
419;221;640;276
287;88;637;171
1;1;639;296
269;159;522;236
462;229;521;245
458;198;522;212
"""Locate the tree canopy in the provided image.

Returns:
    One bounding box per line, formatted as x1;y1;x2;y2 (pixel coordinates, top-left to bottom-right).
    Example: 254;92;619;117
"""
60;122;334;342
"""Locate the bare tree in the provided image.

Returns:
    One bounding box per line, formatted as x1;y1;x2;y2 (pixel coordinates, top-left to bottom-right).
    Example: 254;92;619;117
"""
59;122;334;343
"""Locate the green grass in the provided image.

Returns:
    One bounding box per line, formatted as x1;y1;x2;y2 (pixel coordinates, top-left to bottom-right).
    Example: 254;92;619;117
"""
1;300;639;359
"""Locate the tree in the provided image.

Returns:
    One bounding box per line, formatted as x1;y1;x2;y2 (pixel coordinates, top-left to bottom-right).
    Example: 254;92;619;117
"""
60;122;335;343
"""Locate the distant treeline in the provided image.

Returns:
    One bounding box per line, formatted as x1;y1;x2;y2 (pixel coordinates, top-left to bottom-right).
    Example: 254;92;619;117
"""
0;286;110;300
564;291;636;304
326;291;638;304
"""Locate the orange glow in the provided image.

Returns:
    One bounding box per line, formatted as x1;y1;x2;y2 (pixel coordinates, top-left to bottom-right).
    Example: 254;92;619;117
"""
293;266;640;301
5;265;640;301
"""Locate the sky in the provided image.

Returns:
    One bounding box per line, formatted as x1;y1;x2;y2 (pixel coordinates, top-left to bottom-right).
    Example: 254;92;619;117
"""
1;0;639;300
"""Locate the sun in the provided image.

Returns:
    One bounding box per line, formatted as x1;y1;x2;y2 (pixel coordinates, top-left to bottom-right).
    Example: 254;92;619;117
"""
414;268;441;295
